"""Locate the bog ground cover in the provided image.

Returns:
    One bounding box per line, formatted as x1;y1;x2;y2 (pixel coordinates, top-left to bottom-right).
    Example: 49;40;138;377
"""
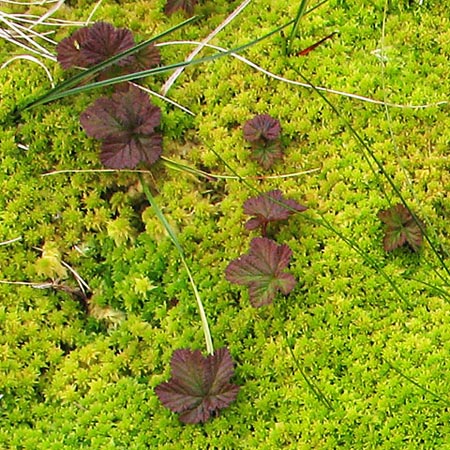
1;0;450;447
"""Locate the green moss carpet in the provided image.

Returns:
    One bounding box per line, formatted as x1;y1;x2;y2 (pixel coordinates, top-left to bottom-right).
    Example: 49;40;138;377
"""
1;0;450;447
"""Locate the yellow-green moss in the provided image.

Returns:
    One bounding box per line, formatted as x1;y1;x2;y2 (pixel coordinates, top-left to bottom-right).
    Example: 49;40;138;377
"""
1;0;450;448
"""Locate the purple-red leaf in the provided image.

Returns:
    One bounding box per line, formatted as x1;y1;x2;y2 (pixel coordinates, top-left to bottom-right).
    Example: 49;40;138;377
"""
243;114;281;142
56;27;91;69
81;22;135;66
377;203;424;252
99;133;162;169
164;0;198;16
57;22;135;70
126;44;161;72
155;348;239;424
80;85;162;169
225;237;296;307
244;190;308;235
250;141;284;170
243;114;283;169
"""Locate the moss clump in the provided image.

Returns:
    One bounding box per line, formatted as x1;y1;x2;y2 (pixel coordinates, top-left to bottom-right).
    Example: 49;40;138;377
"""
1;0;450;447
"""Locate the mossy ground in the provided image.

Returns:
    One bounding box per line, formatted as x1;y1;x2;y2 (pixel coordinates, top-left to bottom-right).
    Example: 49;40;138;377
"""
1;0;450;448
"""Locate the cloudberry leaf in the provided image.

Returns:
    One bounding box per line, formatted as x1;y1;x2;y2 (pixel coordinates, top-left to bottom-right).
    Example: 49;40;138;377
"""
244;189;308;236
82;22;135;67
80;85;162;169
155;348;239;424
250;141;284;170
243;114;281;142
56;27;91;69
243;114;283;169
126;44;161;72
164;0;198;16
225;237;296;307
378;203;424;252
57;22;135;69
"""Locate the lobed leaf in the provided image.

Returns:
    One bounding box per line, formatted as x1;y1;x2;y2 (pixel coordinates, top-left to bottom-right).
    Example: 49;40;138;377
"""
378;203;424;252
80;85;162;169
155;348;239;424
244;189;308;235
56;22;160;76
225;237;296;307
243;114;281;142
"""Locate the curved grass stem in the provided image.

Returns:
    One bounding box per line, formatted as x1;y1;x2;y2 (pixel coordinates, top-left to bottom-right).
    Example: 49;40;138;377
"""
156;41;447;110
161;156;319;180
139;174;214;355
1;55;55;86
286;63;450;283
383;358;450;407
274;299;333;409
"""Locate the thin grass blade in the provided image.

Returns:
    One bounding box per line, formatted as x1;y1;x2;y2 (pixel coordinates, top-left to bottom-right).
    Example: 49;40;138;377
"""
286;63;450;282
23;1;330;111
23;18;293;108
139;174;214;355
384;358;450;406
22;15;199;110
286;0;310;55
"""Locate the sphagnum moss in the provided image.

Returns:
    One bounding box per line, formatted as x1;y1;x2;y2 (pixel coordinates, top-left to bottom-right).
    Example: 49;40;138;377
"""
1;0;450;446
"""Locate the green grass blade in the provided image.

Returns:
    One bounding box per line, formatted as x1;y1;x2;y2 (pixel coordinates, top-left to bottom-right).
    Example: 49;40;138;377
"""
22;15;199;110
24;19;294;108
286;0;310;55
384;358;450;406
23;2;330;110
406;277;450;303
275;299;333;410
139;174;214;355
287;63;450;283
